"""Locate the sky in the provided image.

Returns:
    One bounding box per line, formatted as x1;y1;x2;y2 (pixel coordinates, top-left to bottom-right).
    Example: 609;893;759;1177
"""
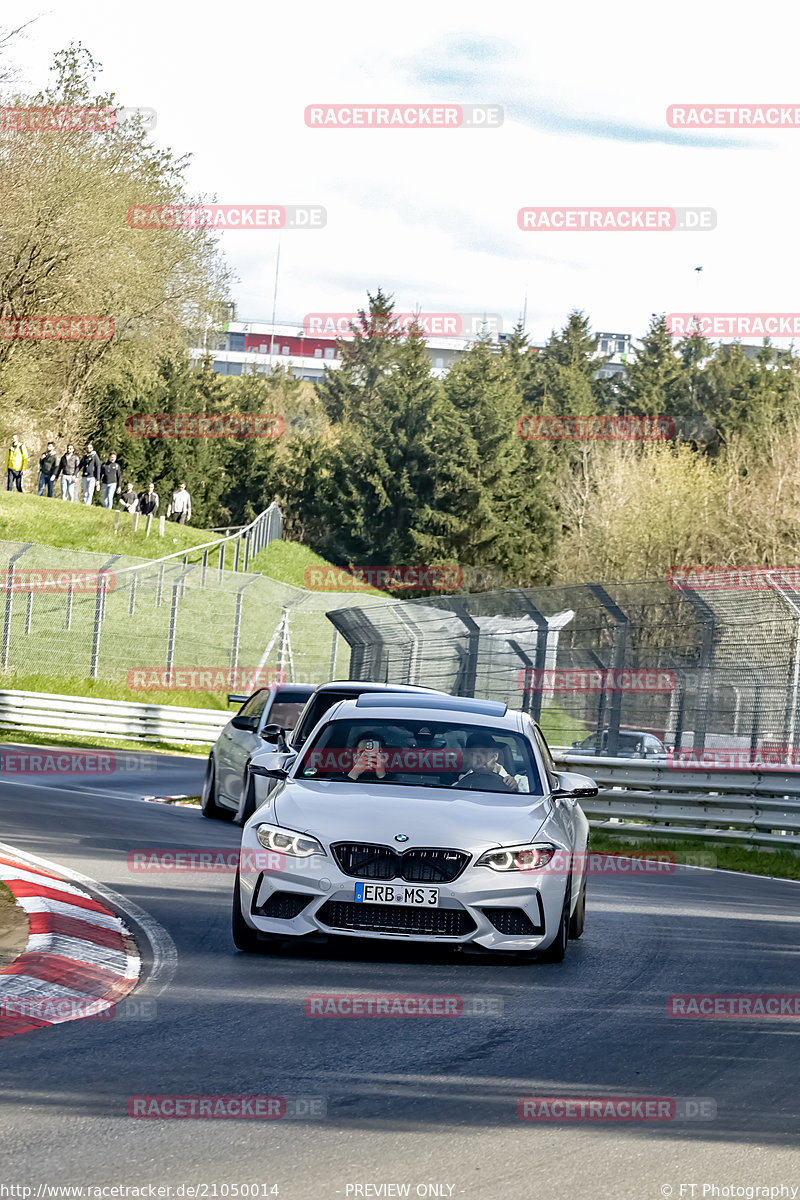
5;0;800;346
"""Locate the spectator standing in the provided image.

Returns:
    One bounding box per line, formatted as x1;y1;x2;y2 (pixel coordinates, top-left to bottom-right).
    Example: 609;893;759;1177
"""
138;482;159;518
118;482;139;514
167;482;192;524
38;442;58;497
99;452;122;509
6;435;28;492
79;442;101;505
55;443;80;502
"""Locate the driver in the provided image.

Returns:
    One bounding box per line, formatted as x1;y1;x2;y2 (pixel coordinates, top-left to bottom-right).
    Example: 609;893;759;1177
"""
452;732;519;791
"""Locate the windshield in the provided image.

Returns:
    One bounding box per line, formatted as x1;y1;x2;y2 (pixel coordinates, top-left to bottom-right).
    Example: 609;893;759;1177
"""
296;718;544;794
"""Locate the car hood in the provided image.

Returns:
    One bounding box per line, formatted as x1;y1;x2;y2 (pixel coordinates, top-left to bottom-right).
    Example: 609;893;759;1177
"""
269;779;553;852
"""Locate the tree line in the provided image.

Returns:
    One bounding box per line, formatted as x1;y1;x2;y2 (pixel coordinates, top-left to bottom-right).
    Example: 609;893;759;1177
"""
4;43;800;587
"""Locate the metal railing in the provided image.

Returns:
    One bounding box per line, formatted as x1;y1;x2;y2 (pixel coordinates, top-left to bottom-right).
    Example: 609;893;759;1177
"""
1;690;800;847
552;751;800;848
0;689;229;747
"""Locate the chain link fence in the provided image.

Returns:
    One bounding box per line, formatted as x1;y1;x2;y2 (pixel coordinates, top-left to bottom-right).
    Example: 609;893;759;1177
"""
0;505;382;696
327;578;800;752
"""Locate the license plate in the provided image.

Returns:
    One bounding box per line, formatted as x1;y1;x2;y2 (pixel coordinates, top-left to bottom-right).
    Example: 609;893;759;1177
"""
354;882;439;907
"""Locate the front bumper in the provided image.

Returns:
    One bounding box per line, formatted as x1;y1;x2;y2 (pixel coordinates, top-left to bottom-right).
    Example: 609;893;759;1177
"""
237;835;571;952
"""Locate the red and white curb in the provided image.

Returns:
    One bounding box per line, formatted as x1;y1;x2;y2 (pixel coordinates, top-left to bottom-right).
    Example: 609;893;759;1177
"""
0;854;140;1036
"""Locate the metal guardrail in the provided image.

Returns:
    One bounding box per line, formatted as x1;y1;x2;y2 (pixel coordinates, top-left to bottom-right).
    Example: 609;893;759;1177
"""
1;692;799;845
552;752;800;848
0;689;229;747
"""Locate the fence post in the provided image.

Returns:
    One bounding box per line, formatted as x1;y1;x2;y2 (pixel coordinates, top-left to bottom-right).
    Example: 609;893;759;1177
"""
219;543;225;574
159;515;166;538
90;577;105;679
243;532;251;572
234;538;241;572
1;545;33;671
66;580;74;630
88;557;120;680
25;592;33;635
114;510;120;536
1;567;12;671
328;629;339;681
230;578;258;672
129;573;137;616
133;512;140;533
156;563;164;607
231;590;244;670
145;514;153;538
201;548;208;587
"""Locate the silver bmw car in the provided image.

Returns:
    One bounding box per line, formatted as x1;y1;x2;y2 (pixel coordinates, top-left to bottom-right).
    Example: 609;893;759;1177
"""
232;692;596;962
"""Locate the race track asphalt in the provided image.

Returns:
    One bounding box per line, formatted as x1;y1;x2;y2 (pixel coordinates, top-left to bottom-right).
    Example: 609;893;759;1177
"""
1;746;798;1200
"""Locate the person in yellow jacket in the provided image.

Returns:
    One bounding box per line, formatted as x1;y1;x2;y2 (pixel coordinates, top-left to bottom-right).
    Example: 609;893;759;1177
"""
6;435;28;492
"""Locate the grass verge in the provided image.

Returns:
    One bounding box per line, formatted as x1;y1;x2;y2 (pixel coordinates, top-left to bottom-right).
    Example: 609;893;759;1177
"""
0;491;212;559
0;879;28;969
589;828;800;882
1;730;208;756
0;672;242;710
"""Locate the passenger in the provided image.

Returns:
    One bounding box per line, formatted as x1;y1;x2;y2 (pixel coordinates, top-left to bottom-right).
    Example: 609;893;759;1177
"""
347;732;390;782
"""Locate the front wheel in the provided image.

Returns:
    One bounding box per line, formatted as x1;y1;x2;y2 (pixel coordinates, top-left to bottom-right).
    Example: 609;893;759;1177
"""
232;871;282;953
201;755;234;822
236;771;259;825
538;882;571;963
569;877;586;940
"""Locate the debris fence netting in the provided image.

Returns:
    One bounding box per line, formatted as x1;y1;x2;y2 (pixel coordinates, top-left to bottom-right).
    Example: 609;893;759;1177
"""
327;580;800;752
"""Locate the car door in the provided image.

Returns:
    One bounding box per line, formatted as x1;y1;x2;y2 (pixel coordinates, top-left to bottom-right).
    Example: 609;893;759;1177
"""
218;689;272;805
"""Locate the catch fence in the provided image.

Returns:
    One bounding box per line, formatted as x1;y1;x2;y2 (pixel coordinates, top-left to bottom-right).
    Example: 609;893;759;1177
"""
0;504;381;694
327;577;800;752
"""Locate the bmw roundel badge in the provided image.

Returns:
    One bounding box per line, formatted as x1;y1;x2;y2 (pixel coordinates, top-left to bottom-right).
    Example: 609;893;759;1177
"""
394;833;409;842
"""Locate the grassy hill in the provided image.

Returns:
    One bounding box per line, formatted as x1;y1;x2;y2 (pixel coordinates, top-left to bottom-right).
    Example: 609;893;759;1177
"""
0;492;211;559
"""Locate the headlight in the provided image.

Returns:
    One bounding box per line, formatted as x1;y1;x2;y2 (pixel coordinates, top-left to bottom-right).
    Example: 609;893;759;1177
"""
476;843;561;872
255;823;326;858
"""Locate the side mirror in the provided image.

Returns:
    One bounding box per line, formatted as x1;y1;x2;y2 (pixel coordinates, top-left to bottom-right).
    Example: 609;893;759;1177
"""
249;763;288;781
551;770;598;800
260;723;289;751
231;715;258;732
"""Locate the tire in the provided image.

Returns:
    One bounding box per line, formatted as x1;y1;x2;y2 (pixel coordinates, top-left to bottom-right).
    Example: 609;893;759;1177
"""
538;881;571;963
200;755;234;822
231;871;282;953
236;771;258;826
569;877;586;940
